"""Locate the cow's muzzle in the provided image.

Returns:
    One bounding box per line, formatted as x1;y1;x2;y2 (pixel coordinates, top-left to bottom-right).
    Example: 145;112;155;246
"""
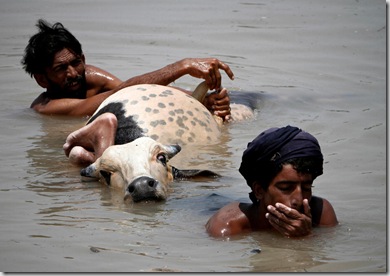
127;176;162;202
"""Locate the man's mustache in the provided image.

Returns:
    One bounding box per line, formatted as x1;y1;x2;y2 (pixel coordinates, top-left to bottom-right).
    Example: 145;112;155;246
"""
65;75;83;87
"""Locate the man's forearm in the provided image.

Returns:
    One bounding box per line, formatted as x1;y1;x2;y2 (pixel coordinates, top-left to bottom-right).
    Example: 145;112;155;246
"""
119;60;187;89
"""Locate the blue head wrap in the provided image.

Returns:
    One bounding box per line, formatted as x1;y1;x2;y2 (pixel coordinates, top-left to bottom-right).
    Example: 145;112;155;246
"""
239;125;323;187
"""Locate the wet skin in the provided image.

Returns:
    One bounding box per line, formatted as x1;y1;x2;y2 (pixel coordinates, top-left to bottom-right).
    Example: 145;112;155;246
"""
206;164;338;238
31;48;234;117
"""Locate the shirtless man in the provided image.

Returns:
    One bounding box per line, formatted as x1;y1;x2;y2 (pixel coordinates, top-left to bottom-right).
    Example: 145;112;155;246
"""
206;126;338;238
22;19;234;165
22;19;234;118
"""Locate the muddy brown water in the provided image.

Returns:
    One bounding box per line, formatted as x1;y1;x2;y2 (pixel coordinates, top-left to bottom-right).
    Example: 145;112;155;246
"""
0;0;386;272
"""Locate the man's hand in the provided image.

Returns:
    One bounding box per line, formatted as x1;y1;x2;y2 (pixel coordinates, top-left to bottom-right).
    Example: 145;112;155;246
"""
265;199;312;237
183;58;234;90
203;88;231;121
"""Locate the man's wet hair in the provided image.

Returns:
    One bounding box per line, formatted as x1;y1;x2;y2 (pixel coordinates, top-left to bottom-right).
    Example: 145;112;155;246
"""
21;19;83;77
249;156;323;203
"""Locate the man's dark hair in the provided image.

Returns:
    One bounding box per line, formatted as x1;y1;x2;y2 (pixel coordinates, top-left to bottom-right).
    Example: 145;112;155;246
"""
249;156;323;203
21;19;83;77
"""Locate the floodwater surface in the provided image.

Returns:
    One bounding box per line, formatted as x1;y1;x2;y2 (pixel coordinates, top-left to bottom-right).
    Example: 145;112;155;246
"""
0;0;386;272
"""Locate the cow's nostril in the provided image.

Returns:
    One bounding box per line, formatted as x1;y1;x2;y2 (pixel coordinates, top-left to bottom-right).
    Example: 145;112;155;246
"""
148;179;157;188
128;176;158;195
128;184;135;194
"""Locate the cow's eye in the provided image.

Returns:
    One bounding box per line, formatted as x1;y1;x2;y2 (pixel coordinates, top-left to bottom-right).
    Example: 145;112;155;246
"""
157;153;167;165
100;170;111;185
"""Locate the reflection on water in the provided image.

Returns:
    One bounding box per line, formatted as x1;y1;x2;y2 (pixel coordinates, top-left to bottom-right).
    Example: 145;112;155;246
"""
246;228;337;272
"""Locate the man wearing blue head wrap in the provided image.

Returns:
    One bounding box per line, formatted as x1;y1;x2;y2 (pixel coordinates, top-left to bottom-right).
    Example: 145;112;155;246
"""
206;126;338;238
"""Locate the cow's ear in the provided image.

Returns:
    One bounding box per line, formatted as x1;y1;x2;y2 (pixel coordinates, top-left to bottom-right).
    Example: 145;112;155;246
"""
172;166;220;180
164;144;181;159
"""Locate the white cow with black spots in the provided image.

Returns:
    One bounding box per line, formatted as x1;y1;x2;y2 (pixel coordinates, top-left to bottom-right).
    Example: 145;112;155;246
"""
74;82;254;202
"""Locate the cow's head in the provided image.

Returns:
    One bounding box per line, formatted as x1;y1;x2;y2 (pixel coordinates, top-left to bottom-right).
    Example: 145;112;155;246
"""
80;136;219;202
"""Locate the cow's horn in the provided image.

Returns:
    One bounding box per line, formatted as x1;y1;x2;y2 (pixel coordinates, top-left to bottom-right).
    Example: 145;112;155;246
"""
192;81;209;103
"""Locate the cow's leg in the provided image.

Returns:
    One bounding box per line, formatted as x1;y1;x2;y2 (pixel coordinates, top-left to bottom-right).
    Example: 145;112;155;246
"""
63;113;118;165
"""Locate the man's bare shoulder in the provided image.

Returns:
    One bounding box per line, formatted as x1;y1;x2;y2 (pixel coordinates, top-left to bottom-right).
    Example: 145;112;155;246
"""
85;64;122;93
319;197;338;227
30;92;50;108
85;64;121;81
206;201;251;237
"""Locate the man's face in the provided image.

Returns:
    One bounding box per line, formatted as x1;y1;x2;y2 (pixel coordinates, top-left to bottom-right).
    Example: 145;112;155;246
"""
261;164;313;213
43;48;87;99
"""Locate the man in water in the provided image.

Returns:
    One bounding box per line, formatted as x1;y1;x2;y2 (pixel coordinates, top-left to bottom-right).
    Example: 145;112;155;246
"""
21;19;234;118
206;126;338;238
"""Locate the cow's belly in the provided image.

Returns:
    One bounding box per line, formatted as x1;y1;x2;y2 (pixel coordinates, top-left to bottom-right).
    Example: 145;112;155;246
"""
95;84;221;145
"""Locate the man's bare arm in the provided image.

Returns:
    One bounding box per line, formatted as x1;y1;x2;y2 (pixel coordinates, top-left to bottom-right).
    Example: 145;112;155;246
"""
118;58;234;91
31;58;234;116
31;90;116;116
